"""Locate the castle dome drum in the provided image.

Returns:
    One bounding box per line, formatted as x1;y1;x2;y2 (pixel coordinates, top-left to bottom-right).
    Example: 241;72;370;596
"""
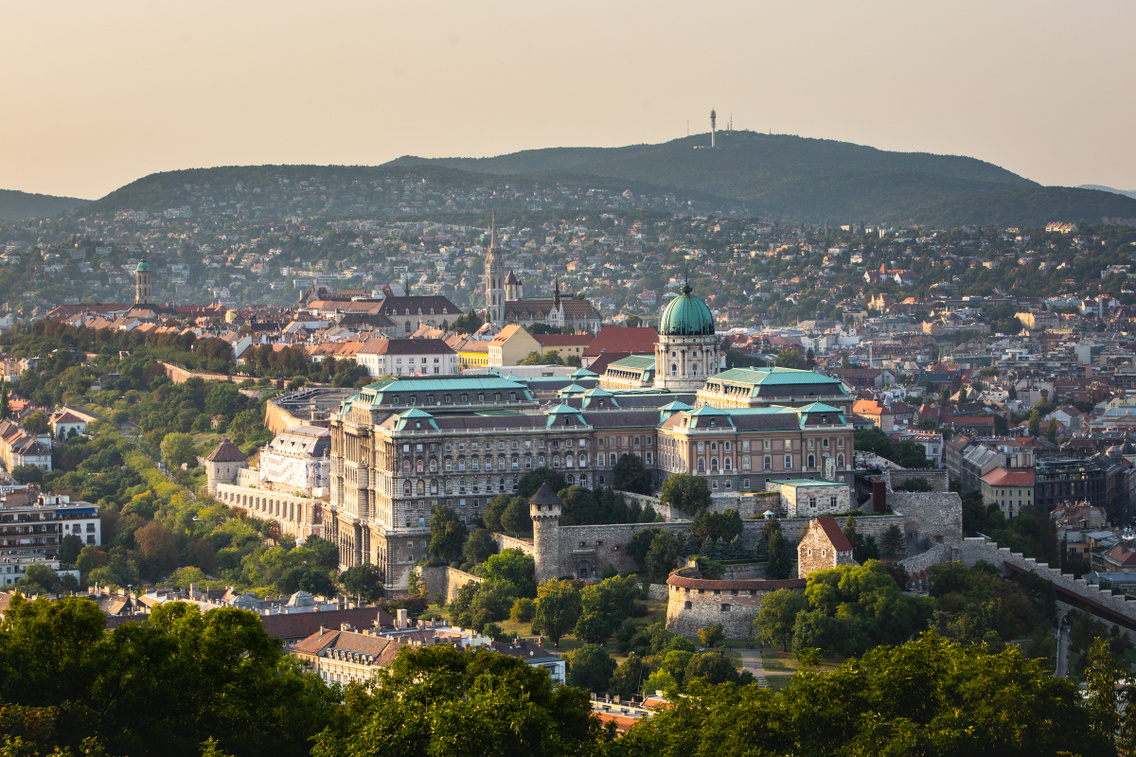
659;284;714;336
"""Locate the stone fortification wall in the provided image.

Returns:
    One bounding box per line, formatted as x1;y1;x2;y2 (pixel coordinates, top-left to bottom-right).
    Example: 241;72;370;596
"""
665;568;806;639
415;565;484;604
541;515;907;580
890;492;963;546
492;533;535;556
160;362;233;385
956;536;1136;623
626;490;780;522
891;469;949;493
554;522;690;579
721;562;769;580
899;542;954;576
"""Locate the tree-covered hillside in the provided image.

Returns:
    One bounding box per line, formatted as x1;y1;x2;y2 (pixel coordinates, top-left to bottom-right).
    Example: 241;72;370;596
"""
0;188;87;221
399;131;1136;226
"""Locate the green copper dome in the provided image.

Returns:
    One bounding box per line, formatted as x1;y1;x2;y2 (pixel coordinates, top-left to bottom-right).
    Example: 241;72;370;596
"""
659;284;714;336
136;257;151;272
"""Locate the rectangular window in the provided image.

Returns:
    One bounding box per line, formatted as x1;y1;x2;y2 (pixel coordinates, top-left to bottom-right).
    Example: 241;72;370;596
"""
784;455;793;469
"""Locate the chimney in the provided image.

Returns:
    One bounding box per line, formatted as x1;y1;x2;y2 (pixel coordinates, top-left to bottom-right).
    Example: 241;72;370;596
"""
397;608;408;630
872;478;887;514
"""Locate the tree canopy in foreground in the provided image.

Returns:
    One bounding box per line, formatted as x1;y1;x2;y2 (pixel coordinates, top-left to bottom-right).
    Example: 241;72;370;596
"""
618;632;1108;757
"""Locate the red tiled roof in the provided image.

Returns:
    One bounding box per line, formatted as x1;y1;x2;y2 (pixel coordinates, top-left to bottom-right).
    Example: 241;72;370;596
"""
206;439;246;463
583;327;658;357
815;516;854;553
981;467;1035;488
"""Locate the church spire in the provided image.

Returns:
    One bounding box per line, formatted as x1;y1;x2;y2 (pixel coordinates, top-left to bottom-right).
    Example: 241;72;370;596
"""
484;213;505;324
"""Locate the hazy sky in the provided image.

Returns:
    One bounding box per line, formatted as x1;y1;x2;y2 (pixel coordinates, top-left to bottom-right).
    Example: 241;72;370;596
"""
2;1;1133;200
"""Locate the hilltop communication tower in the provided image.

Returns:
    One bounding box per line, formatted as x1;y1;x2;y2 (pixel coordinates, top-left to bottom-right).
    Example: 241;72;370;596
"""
710;109;717;148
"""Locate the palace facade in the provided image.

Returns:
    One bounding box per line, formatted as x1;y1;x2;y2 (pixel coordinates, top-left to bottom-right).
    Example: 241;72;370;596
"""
325;285;855;591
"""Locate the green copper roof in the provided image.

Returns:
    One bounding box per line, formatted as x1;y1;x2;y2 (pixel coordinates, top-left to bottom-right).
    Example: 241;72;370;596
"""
544;403;587;427
795;402;845;414
659;284;714;336
608;355;656;371
659;400;693;411
569;367;599;378
766;478;847;488
708;367;847;392
558;383;586;395
363;376;525;393
393;408;438;430
136;257;151;272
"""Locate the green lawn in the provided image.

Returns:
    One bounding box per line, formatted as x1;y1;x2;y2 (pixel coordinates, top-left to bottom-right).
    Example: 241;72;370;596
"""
759;649;841;674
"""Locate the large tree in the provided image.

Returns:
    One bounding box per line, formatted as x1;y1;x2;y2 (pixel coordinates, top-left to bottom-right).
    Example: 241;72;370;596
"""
428;505;465;565
517;468;567;499
567;644;616;693
341;563;385;603
764;518;794;580
755;588;809;651
314;644;605;757
533;578;581;647
160;431;197;471
462;527;498;565
660;473;711;514
613;453;653;494
0;597;338;757
619;633;1107;757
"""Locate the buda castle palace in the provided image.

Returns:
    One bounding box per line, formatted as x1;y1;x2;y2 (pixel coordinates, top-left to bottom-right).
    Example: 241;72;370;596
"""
322;276;855;591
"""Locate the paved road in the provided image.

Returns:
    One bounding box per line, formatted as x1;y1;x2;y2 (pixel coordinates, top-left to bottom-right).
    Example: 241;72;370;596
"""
1055;624;1071;678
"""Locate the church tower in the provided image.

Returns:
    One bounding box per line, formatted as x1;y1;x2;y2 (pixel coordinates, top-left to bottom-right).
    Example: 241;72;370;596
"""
134;257;152;305
484;216;505;324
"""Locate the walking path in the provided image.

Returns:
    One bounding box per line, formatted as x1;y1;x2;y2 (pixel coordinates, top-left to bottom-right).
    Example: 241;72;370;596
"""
736;648;795;688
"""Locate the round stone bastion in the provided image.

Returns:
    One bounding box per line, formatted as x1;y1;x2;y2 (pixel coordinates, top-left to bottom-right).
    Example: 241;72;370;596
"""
665;567;807;640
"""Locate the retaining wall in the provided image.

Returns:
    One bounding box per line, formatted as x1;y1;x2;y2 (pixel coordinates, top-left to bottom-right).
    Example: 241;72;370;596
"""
492;533;535;556
415;565;484;604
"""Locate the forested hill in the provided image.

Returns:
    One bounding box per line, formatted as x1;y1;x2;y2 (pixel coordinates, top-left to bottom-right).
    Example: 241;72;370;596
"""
0;188;88;221
56;132;1136;227
392;131;1136;226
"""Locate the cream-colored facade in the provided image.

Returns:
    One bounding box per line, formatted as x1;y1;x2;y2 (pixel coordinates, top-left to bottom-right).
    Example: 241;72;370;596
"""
487;324;542;367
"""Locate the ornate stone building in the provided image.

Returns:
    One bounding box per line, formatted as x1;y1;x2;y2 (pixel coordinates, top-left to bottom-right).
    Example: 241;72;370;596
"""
483;222;601;332
654;284;722;391
325;373;854;590
796;516;856;578
323;285;857;591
